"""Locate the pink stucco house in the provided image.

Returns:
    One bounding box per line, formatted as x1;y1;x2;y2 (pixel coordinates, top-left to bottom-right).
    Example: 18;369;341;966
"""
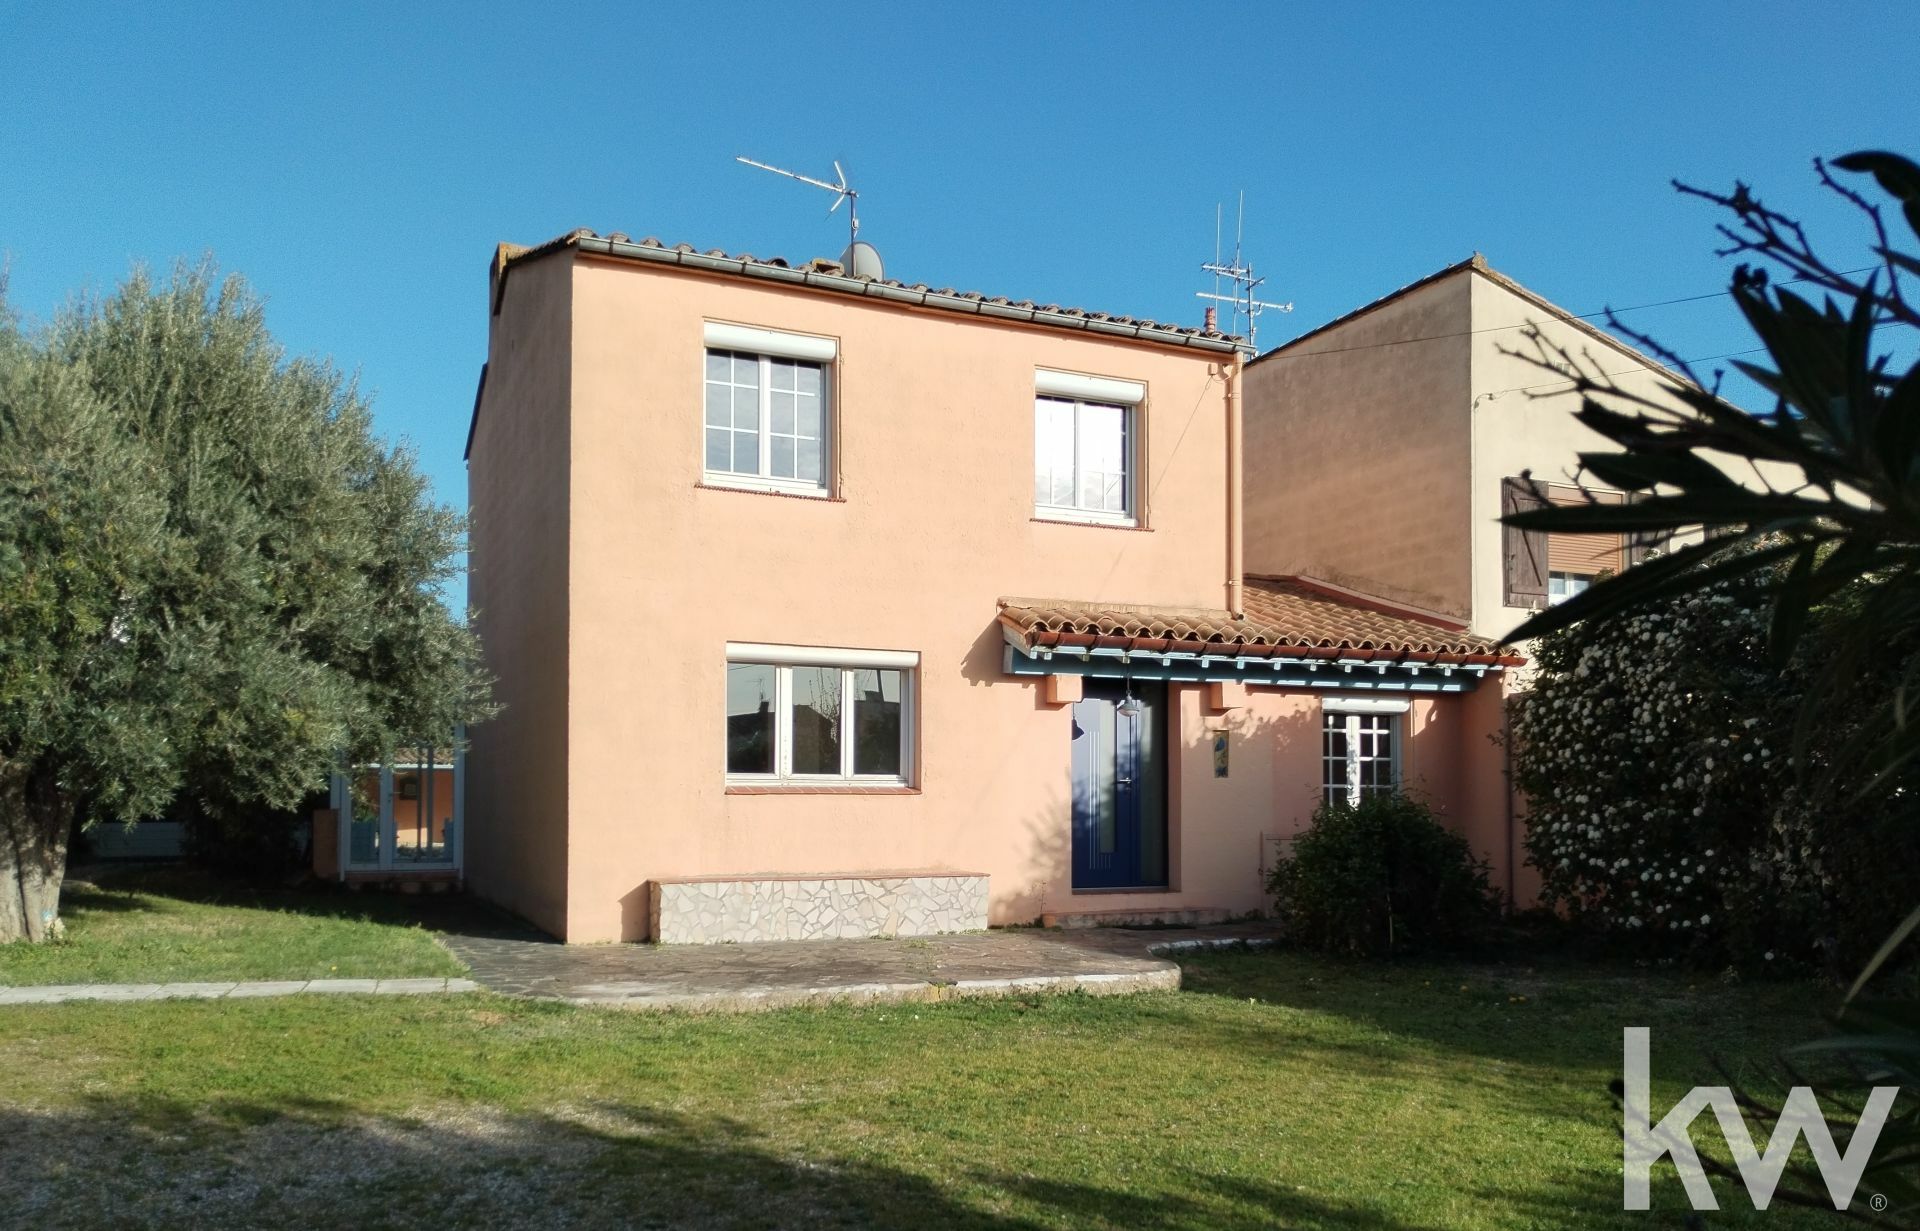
461;231;1523;943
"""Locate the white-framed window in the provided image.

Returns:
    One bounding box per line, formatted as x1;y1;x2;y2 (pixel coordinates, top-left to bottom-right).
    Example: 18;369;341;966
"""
724;643;916;785
1033;369;1144;525
702;322;835;496
1321;698;1406;807
1548;571;1593;605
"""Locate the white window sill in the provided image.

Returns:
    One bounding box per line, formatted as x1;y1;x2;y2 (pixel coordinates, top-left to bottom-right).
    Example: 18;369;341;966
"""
1032;509;1141;530
700;473;834;499
726;778;916;795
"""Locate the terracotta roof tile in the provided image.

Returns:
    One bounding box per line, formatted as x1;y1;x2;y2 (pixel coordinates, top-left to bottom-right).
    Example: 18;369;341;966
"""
494;230;1248;352
998;576;1521;666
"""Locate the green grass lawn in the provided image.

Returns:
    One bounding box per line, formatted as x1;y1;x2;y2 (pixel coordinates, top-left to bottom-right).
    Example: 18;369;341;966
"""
0;946;1859;1229
0;864;485;985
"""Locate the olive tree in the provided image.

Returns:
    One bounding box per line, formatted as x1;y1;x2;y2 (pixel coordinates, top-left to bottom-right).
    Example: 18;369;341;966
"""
0;264;490;941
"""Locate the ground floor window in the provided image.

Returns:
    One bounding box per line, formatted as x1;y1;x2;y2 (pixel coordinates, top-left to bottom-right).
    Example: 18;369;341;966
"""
1322;702;1403;807
725;644;916;785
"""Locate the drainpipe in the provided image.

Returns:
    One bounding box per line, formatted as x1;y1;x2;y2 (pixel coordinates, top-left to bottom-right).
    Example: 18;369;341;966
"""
1502;689;1517;908
1225;357;1245;619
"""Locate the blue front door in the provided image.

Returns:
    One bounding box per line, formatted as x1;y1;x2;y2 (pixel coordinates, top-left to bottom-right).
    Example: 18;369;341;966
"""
1070;679;1168;890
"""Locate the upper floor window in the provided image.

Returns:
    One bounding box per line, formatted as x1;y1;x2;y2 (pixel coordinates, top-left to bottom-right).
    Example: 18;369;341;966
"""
1033;369;1144;526
725;643;916;786
1500;478;1629;610
1547;571;1592;605
702;323;836;496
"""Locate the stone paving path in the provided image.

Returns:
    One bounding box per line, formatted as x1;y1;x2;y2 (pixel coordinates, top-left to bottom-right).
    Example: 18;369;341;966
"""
0;924;1282;1012
0;977;478;1005
442;922;1281;1011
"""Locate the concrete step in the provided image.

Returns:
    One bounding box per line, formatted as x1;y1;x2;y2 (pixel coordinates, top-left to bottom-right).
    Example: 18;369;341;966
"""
1041;906;1240;929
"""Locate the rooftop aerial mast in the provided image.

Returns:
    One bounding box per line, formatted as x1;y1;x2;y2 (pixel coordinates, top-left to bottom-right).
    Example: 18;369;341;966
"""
1196;191;1292;349
735;155;860;253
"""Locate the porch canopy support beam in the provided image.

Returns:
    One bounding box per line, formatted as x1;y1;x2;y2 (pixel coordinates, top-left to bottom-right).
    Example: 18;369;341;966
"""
995;579;1524;696
1001;639;1497;694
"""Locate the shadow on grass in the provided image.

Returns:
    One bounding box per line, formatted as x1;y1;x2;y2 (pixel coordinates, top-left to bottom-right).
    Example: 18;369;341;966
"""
0;1092;1655;1230
1172;945;1827;1073
65;863;534;940
1164;944;1861;1212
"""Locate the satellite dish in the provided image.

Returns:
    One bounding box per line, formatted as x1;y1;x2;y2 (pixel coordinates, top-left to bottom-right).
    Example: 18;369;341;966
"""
839;240;884;280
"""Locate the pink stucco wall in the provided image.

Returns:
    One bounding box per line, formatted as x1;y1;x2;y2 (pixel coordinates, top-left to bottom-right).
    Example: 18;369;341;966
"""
465;253;573;937
1240;688;1520;897
468;249;1519;941
564;255;1232;941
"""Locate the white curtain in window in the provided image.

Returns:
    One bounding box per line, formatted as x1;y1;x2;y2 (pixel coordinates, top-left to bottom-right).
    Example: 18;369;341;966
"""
1034;397;1078;506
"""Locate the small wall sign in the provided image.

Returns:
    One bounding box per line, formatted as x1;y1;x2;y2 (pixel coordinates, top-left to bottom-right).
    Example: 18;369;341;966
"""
1212;732;1229;778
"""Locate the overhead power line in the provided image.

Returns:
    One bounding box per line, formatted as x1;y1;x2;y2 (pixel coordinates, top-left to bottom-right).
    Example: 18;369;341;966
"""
1258;268;1877;362
1473;346;1770;403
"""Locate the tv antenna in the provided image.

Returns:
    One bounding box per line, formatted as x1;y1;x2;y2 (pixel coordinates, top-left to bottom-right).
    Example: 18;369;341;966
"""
735;155;860;251
1196;191;1291;349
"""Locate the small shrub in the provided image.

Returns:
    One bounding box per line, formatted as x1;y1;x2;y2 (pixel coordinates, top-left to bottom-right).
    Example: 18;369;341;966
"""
1267;793;1499;957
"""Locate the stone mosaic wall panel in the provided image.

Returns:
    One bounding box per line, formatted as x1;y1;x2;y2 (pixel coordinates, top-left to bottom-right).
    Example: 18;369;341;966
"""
651;874;989;944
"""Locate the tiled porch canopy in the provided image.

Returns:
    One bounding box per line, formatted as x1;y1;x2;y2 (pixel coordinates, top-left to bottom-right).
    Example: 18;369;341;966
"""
999;576;1524;694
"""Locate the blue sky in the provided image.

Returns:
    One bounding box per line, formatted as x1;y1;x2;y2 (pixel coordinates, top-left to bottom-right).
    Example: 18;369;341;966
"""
5;3;1915;611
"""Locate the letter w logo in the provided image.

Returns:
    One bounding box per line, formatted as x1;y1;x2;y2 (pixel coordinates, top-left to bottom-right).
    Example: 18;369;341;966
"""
1623;1027;1897;1211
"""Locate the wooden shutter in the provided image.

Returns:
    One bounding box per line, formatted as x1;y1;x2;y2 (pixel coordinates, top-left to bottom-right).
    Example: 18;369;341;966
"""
1501;477;1548;609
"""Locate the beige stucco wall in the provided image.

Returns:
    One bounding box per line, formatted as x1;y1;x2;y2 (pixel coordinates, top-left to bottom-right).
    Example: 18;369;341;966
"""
1241;274;1475;618
1465;273;1688;642
464;252;574;938
1465;272;1809;643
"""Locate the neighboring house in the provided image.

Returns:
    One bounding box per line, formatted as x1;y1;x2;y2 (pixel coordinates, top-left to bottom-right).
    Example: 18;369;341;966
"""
462;231;1520;943
1241;253;1688;644
1240;254;1731;902
314;744;464;886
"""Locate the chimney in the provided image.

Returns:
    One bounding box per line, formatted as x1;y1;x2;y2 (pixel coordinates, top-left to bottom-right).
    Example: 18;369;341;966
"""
1203;306;1218;333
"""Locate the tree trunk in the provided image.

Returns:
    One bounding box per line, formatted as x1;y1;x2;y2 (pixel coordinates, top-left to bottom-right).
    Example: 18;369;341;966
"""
0;759;71;943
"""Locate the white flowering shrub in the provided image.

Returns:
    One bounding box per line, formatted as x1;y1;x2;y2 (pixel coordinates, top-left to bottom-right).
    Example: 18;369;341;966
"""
1512;556;1920;972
